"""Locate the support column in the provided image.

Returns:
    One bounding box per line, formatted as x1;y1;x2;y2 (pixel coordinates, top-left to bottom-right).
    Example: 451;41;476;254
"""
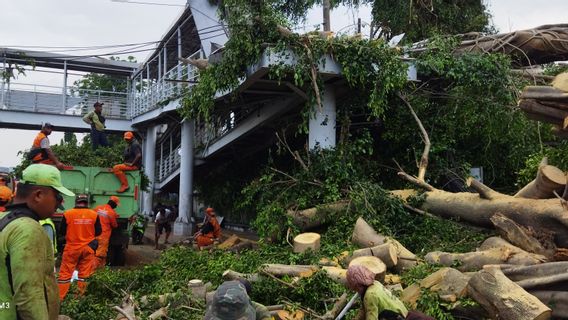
174;119;194;236
308;84;336;150
142;125;157;216
61;60;68;113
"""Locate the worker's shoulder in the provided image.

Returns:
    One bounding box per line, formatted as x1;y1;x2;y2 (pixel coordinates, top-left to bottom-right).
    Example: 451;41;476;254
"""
0;215;42;239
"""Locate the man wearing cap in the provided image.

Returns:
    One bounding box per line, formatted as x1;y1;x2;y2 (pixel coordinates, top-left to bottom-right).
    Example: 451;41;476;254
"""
58;194;102;300
204;281;257;320
112;131;142;193
0;164;75;320
83;102;109;150
93;195;120;268
29;123;66;170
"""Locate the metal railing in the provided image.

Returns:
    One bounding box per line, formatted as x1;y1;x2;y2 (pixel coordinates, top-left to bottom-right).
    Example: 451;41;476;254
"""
156;147;182;182
131;51;200;118
0;82;129;119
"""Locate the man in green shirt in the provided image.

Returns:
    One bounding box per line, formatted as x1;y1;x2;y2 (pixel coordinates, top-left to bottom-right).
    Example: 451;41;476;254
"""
0;164;75;320
82;101;109;150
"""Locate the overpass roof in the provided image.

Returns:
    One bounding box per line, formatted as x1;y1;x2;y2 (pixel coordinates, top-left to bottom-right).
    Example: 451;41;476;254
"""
0;47;140;76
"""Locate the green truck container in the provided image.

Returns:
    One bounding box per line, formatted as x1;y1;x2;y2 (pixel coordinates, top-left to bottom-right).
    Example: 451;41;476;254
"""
53;166;141;265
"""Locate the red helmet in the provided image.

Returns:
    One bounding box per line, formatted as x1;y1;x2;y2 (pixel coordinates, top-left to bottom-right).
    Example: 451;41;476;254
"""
0;186;13;202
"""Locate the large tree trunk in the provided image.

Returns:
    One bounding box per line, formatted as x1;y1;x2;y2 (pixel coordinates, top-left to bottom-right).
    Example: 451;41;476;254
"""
391;188;568;248
286;201;349;231
260;264;319;278
490;213;552;257
467;266;552;320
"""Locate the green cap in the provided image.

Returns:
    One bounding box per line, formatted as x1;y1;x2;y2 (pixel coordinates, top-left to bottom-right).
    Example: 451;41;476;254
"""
20;164;75;197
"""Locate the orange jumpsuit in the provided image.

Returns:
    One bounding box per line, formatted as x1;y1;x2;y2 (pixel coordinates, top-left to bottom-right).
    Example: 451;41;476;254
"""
196;216;221;248
93;204;118;268
31;132;54;164
58;207;101;300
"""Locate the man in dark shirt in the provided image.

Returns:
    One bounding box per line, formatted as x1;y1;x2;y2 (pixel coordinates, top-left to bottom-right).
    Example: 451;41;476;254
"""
82;102;109;150
112;131;142;193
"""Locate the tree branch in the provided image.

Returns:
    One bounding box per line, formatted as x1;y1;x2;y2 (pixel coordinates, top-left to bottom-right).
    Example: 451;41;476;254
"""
397;171;435;191
466;177;499;200
397;92;431;182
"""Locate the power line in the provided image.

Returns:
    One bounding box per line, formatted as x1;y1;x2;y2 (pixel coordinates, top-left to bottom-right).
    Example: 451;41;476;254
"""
110;0;186;7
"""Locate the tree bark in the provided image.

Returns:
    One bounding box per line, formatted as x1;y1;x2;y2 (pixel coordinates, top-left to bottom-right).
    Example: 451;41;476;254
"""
490;213;551;257
286;201;349;231
514;164;565;199
529;291;568;319
222;269;260;282
322;293;349;320
390;189;568;248
352;217;417;271
322;266;348;286
293;232;321;253
500;261;568;281
342;243;398;268
467;266;552;320
519;99;568;120
260;264;319;278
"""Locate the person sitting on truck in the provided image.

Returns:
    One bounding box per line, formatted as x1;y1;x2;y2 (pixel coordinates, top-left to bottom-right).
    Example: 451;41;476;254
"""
154;207;172;249
93;195;120;268
82;101;109;150
28;123;67;170
0;186;13;212
194;207;221;249
113;131;142;193
58;194;102;300
0;164;75;320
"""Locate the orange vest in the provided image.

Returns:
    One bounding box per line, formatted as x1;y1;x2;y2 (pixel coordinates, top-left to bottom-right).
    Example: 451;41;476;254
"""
63;207;98;251
31;132;48;162
94;204;118;240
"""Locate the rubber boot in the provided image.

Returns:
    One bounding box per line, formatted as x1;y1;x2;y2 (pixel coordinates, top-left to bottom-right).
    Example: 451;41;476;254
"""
116;172;129;193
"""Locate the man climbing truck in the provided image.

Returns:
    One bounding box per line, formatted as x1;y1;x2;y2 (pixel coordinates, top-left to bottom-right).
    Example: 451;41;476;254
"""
52;166;141;266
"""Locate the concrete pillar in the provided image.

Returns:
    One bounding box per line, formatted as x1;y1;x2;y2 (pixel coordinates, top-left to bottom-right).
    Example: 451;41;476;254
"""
142;125;157;216
308;84;336;150
174;119;194;236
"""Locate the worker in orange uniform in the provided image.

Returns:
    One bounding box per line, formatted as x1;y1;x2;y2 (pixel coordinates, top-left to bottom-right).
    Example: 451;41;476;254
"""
57;194;101;300
28;123;66;170
0;186;12;211
194;207;221;249
112;131;142;193
93;196;120;268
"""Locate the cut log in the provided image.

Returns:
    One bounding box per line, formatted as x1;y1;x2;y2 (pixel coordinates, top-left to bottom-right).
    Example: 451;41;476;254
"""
552;72;568;92
519;99;568;120
217;235;241;250
501;262;568;281
400;284;421;309
516;273;568;290
490;213;549;255
286;201;349;230
222;269;260;282
260;264;319;278
322;266;348;286
420;267;470;300
479;237;548;264
467;266;551;320
348;256;386;282
425;247;544;272
148;307;167;320
352;217;417;271
514;164;566;199
390;189;568;248
293;233;321;253
342;243;398;268
521;86;568;101
529;291;568;319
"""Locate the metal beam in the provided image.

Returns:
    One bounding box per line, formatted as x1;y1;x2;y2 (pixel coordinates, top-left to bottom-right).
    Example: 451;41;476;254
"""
0;110;132;132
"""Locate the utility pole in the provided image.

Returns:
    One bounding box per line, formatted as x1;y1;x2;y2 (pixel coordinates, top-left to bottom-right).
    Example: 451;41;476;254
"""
323;0;331;32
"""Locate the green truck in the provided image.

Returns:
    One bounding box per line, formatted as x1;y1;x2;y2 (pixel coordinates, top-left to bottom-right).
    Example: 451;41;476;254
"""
53;166;141;266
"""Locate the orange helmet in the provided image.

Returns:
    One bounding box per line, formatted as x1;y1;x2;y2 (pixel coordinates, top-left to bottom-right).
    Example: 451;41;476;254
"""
0;186;13;202
206;207;215;216
123;131;134;140
109;195;120;206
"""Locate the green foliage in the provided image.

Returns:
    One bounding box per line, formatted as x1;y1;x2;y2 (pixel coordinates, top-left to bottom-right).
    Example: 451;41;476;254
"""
543;63;568;76
371;0;492;42
516;140;568;188
72;56;135;93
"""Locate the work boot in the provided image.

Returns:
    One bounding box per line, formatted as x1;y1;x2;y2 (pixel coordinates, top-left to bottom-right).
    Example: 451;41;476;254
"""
115;172;129;193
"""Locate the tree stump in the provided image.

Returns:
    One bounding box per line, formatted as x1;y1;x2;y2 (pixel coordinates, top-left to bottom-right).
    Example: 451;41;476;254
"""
343;243;398;268
348;256;386;282
515;164;565;199
467;266;551;320
293;232;321;253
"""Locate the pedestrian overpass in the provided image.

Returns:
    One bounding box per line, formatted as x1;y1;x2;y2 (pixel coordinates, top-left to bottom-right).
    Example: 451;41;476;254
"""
0;0;416;235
